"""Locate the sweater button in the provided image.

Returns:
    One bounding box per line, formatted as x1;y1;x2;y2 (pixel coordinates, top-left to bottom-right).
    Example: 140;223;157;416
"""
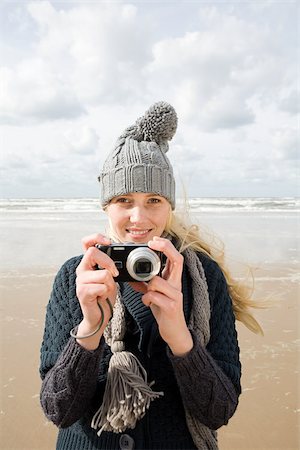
119;434;135;450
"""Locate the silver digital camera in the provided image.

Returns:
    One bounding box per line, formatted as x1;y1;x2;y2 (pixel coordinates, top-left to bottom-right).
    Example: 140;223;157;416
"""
95;243;165;282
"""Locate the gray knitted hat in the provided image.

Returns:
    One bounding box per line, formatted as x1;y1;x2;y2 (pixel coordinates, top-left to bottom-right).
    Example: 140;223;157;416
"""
98;101;178;209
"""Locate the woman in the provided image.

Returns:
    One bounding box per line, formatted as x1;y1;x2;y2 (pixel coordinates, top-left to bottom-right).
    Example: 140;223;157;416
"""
40;102;261;450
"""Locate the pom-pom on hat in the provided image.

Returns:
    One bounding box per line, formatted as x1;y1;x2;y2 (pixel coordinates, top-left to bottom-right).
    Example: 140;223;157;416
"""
98;101;178;209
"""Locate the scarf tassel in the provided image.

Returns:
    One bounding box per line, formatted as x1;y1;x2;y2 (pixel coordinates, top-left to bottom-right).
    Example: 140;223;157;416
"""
91;351;164;436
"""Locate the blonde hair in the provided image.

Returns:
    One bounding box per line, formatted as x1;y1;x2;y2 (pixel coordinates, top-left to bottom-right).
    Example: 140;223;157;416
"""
164;208;264;335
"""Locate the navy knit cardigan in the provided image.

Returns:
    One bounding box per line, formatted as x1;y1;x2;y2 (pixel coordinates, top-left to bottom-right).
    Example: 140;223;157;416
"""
40;252;241;450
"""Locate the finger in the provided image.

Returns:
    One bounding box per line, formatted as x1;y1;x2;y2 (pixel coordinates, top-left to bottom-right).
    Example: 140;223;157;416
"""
77;268;116;291
147;276;183;302
76;247;119;277
162;258;171;279
76;270;116;300
142;290;174;312
148;237;183;287
128;281;148;294
76;283;109;302
81;233;111;252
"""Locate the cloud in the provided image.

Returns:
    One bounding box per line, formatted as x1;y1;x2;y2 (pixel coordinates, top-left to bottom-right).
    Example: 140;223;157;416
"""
200;88;255;130
27;1;152;104
0;1;298;197
144;5;297;131
0;1;153;124
278;90;299;115
63;126;100;155
0;63;86;124
1;1;296;130
273;127;298;161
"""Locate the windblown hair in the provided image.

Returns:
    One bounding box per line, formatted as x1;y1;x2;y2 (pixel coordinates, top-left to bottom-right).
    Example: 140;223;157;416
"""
164;208;264;335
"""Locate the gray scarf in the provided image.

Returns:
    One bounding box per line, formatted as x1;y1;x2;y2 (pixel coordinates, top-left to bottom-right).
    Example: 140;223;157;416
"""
91;248;218;450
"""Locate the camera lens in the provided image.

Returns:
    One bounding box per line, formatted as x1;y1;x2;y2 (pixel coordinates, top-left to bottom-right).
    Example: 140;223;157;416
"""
126;247;161;281
134;260;152;275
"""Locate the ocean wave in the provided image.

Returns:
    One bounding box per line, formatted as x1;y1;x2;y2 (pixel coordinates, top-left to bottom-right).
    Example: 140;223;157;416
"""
187;197;299;212
0;197;299;213
0;198;102;213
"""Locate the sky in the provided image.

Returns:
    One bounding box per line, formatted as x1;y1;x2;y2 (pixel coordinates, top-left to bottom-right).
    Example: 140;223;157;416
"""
0;0;298;199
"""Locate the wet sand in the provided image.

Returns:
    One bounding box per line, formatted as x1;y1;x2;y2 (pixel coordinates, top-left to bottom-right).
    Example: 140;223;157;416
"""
0;264;299;450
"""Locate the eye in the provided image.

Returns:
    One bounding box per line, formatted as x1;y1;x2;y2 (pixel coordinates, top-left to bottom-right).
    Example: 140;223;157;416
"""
111;197;130;204
148;197;161;204
115;197;130;203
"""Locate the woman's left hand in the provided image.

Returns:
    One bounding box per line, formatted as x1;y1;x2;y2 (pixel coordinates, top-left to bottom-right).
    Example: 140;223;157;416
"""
130;236;193;356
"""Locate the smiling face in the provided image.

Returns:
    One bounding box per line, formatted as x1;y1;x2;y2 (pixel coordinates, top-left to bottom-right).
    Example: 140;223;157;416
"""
105;192;171;243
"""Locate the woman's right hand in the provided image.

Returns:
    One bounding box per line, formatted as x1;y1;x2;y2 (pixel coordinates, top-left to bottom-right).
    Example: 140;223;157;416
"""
75;234;119;349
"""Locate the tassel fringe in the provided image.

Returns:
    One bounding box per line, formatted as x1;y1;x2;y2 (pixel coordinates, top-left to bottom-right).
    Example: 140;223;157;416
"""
91;351;163;435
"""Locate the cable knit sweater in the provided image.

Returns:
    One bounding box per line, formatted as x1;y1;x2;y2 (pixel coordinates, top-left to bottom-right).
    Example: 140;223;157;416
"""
40;252;241;450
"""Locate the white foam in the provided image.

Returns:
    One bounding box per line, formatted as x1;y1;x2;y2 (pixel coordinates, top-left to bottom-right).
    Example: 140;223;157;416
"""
0;197;299;213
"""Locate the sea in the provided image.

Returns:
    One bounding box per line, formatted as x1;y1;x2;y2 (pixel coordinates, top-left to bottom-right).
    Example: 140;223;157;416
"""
0;197;299;274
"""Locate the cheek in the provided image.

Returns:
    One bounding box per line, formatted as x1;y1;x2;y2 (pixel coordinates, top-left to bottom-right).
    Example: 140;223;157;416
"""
155;208;170;229
112;214;126;229
106;207;125;229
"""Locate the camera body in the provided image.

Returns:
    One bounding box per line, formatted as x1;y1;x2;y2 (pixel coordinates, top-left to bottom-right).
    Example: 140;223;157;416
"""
95;243;165;282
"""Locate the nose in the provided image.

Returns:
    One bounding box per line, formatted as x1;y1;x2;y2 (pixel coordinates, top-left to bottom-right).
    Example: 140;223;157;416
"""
129;205;146;223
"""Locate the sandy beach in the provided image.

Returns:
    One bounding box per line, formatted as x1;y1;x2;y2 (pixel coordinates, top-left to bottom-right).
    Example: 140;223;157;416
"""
1;263;299;450
0;199;299;450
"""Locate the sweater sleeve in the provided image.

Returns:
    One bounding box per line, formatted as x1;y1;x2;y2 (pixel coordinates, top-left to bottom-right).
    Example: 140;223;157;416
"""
39;257;106;428
40;336;104;428
40;257;81;379
168;256;241;430
168;331;238;430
